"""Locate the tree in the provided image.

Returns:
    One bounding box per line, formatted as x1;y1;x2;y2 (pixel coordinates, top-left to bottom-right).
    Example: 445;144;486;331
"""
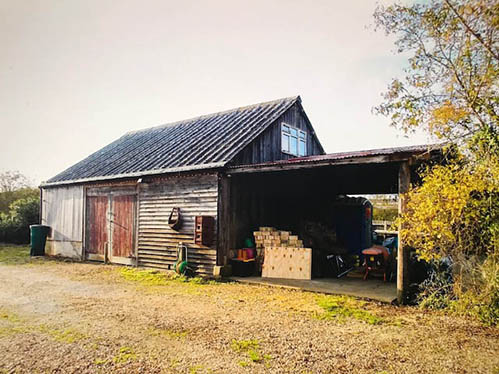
374;0;498;154
374;0;498;324
0;171;32;192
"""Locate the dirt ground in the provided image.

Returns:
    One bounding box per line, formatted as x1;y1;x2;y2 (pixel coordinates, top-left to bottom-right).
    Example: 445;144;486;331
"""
0;246;498;374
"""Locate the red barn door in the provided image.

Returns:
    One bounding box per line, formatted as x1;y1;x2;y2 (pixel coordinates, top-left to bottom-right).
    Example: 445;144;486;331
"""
85;191;136;264
86;195;108;261
109;194;136;265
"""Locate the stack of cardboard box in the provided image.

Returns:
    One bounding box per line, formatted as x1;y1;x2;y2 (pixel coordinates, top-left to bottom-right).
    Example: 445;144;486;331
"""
253;227;312;280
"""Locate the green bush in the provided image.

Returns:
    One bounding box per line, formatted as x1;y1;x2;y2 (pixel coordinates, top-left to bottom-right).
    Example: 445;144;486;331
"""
0;197;39;244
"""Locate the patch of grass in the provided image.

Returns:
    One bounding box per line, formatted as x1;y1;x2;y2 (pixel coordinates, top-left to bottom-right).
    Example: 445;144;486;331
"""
147;327;189;340
94;358;108;366
189;365;205;374
0;309;22;323
119;268;171;286
231;339;259;352
0;309;29;337
315;295;383;325
38;324;86;344
0;325;30;337
112;346;137;364
231;339;271;367
0;245;31;265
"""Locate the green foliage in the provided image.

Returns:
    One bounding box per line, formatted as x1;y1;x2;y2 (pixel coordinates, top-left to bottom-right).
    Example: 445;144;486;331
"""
399;155;499;262
0;188;38;216
375;0;498;324
374;0;498;151
372;207;398;222
398;153;498;325
315;295;383;325
0;195;39;244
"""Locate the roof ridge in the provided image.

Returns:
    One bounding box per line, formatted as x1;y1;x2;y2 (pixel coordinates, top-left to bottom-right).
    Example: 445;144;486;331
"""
126;95;300;135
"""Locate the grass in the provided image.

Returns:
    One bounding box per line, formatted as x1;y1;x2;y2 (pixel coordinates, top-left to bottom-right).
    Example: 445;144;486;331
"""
0;309;22;324
0;245;31;265
119;267;218;289
231;339;272;367
112;346;137;364
38;324;86;344
147;327;189;340
0;307;87;344
315;295;384;325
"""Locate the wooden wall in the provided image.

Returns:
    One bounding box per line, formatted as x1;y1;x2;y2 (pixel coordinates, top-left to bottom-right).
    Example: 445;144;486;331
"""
230;102;324;165
137;173;218;276
41;185;84;258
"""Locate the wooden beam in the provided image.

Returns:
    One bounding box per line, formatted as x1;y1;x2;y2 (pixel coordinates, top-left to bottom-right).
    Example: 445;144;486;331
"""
216;173;231;266
229;155;394;174
228;152;428;175
397;161;410;304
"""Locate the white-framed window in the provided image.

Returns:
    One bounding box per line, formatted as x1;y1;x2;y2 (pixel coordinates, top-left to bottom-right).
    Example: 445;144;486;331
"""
281;123;307;157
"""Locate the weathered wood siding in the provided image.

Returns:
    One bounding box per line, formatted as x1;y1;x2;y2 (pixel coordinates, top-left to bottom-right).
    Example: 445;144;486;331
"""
41;185;84;258
85;195;108;256
230;102;324;165
112;195;136;258
137;174;218;276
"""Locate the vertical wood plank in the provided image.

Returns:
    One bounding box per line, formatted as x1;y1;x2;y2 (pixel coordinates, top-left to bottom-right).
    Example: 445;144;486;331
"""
86;195;108;256
397;161;410;304
217;173;231;266
112;195;136;258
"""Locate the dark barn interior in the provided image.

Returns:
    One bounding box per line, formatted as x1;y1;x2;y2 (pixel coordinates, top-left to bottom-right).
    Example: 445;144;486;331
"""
226;161;403;251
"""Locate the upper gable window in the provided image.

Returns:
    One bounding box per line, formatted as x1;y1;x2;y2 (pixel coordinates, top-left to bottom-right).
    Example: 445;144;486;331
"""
281;123;306;157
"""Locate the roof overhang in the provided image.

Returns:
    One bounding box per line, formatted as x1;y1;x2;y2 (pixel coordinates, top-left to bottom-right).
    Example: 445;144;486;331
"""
227;144;445;175
40;162;226;188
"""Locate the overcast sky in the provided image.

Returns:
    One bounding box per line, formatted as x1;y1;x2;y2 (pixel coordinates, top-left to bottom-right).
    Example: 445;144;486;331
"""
0;0;431;185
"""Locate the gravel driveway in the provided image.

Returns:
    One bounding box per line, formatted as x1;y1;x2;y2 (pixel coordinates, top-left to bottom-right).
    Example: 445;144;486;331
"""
0;247;498;374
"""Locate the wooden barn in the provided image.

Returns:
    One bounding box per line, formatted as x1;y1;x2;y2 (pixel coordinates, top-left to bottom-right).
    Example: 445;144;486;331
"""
40;96;324;276
40;96;442;302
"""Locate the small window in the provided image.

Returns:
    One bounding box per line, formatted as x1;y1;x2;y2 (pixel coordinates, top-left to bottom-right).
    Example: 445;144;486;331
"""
299;139;306;156
282;133;290;152
281;123;307;157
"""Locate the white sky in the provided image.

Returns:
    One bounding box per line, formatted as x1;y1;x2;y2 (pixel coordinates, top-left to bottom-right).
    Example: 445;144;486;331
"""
0;0;432;185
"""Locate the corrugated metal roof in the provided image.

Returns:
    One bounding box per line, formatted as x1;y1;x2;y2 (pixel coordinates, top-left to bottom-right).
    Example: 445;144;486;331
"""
43;96;300;186
228;144;444;171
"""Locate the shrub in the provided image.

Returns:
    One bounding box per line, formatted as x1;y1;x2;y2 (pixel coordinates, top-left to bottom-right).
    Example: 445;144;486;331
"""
400;153;499;325
0;197;39;244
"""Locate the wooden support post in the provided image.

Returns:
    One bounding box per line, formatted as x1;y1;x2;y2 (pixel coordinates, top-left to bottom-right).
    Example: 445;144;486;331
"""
217;173;231;266
397;161;410;305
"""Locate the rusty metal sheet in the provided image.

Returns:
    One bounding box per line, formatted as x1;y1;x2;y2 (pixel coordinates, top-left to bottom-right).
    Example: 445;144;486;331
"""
112;195;135;258
86;195;108;255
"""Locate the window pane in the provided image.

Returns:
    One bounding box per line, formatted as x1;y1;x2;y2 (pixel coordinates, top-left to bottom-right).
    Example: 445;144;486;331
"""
299;131;306;139
299;140;306;156
290;137;298;155
290;128;298;137
282;134;290;152
282;124;289;133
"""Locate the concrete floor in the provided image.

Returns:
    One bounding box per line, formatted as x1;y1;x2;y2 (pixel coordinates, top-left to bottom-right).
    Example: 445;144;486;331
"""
230;276;397;303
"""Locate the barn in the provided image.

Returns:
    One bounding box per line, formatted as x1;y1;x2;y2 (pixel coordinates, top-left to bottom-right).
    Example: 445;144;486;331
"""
40;96;442;302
